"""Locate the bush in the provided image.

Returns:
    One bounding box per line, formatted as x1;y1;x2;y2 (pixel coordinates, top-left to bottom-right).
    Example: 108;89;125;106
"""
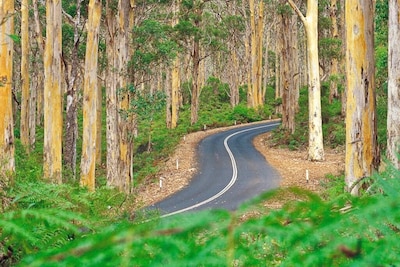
18;167;400;266
230;104;263;123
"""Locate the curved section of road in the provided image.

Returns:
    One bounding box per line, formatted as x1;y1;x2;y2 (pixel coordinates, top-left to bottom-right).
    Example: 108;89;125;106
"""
149;121;281;218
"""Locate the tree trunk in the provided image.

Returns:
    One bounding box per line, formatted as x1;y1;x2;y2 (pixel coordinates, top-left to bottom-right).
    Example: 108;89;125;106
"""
64;0;82;180
116;0;135;193
249;0;258;107
20;0;30;150
345;0;379;195
96;77;102;165
256;1;264;106
171;56;180;128
105;0;135;193
280;8;296;134
190;6;202;125
288;0;324;161
80;0;102;191
191;36;200;125
387;0;400;169
33;0;44;127
0;0;15;178
169;0;180;129
329;0;339;102
105;0;120;188
44;0;63;183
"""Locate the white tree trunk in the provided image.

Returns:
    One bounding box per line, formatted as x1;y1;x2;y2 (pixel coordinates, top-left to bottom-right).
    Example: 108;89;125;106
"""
288;0;324;161
387;0;400;169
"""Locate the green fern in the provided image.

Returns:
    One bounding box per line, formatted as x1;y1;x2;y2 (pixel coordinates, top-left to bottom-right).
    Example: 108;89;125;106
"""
17;167;400;267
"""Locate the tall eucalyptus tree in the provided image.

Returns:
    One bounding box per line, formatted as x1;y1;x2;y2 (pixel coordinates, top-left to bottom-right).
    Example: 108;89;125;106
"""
287;0;324;161
80;0;102;191
43;0;63;183
0;0;15;179
344;0;379;195
387;0;400;169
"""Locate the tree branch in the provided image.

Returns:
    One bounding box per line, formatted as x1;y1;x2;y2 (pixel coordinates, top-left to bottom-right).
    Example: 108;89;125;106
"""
286;0;306;24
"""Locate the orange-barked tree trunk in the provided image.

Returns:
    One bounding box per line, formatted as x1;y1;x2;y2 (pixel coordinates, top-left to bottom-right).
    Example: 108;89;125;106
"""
43;0;63;183
80;0;102;191
20;0;30;150
0;0;15;180
345;0;379;195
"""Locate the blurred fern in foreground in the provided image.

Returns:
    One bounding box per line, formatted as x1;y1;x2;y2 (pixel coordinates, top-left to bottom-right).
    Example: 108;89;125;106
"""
15;165;400;267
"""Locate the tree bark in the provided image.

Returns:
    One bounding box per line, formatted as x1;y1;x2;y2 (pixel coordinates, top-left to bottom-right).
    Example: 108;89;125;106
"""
44;0;63;183
387;0;400;169
105;0;134;193
287;0;324;161
96;77;102;165
105;0;120;188
345;0;379;195
0;0;15;178
33;0;44;127
64;0;82;179
20;0;30;150
280;7;296;133
169;0;180;129
80;0;102;191
329;0;339;102
190;6;202;125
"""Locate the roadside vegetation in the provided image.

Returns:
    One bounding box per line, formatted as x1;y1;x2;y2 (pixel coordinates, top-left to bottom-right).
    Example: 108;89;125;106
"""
2;69;400;265
2;0;400;265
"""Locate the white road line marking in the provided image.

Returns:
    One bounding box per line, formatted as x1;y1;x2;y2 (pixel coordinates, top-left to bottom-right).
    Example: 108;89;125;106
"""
160;122;281;218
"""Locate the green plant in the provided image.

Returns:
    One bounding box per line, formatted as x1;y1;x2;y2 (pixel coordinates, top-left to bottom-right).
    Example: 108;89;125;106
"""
18;168;400;266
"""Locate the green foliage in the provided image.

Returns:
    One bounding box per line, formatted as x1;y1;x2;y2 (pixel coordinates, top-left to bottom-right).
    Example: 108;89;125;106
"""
7;34;21;44
200;76;230;105
19;168;400;266
230;104;263;123
130;19;178;77
319;37;342;61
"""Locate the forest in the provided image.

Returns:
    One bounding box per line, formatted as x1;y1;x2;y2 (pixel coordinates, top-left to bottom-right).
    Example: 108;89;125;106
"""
0;0;399;265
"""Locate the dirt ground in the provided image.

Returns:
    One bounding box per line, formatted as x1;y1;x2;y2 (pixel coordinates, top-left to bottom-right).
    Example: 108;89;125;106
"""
135;121;345;208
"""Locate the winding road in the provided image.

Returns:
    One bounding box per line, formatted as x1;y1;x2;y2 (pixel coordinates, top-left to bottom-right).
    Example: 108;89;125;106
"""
149;121;281;218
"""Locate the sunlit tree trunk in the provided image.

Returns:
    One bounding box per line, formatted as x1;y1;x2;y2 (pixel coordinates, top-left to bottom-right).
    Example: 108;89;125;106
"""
80;0;102;191
20;0;30;150
44;0;63;183
387;0;400;169
0;0;15;178
345;0;379;195
171;56;180;128
288;0;324;161
117;0;135;193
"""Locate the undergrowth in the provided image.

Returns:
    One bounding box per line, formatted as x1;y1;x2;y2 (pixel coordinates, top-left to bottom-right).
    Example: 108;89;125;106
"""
13;166;400;266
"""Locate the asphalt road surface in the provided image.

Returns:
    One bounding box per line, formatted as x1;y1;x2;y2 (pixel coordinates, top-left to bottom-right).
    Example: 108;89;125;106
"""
149;121;281;218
